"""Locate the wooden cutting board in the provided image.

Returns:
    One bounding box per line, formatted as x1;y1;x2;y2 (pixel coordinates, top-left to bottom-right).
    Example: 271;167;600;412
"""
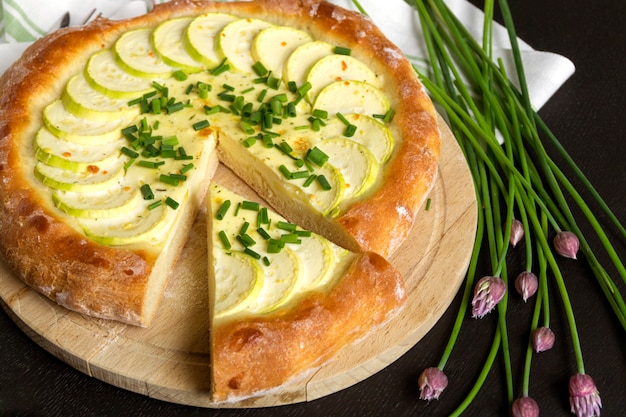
0;115;477;408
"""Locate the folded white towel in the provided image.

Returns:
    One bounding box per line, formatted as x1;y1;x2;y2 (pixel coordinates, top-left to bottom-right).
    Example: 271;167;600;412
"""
0;0;574;111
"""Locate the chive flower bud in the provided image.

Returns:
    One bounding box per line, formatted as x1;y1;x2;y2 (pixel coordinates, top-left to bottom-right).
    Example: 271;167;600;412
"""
554;231;580;260
569;373;602;417
532;326;555;353
471;276;506;319
514;271;538;302
418;367;448;401
510;218;525;247
511;396;539;417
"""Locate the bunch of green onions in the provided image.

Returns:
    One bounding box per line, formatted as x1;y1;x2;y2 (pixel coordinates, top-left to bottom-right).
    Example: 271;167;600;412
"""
354;0;625;415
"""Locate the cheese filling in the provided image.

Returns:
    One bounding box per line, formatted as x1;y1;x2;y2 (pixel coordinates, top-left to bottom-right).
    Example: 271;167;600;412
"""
32;13;397;248
209;183;355;322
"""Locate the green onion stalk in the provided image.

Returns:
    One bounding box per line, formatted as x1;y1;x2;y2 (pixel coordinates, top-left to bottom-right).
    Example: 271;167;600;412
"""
351;0;624;414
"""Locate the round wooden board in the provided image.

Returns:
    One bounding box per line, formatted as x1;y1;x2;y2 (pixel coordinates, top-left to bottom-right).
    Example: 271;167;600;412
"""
0;115;477;408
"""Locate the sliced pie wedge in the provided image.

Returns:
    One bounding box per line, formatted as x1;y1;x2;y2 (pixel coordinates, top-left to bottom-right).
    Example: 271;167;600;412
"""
208;182;405;402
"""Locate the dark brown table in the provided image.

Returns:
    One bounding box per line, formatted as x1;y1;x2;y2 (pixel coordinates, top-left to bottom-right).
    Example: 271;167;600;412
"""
1;0;625;416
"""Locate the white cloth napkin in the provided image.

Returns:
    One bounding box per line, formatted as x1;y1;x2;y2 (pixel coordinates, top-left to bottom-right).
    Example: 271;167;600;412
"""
334;0;575;110
0;0;157;74
0;0;574;111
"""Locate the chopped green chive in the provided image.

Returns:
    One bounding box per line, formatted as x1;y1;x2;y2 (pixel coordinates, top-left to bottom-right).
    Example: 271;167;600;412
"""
217;90;237;103
122;125;138;136
383;109;395;123
162;136;179;146
297;82;312;97
210;58;230;75
127;96;144;107
333;46;351;55
204;105;220;115
252;61;268;77
197;82;210;99
262;134;274;148
280;233;301;244
148;200;163;210
266;73;281;89
121;147;139;159
317;175;332;190
216;200;231;220
218;230;231;249
166;102;184;113
258;207;269;225
306;146;329;167
279;164;292;179
240;121;255;135
192;120;210;131
267;240;284;254
257;227;271;240
276;141;293;154
242;201;260;211
336;112;350;126
124;158;136;170
173;70;188;81
244;247;261;260
303;174;317;187
243;136;257;148
344;123;357;137
286;102;297;117
180;163;194;174
277;221;297;232
312;108;328;119
140;183;154;200
291;170;310;179
237;233;256;247
159;174;180;186
137;160;165;169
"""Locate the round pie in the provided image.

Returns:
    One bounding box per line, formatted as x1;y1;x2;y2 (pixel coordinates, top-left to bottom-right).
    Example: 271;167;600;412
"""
0;0;440;402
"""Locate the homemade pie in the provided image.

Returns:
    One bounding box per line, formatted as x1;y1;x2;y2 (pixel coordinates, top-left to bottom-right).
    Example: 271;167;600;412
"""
0;0;440;402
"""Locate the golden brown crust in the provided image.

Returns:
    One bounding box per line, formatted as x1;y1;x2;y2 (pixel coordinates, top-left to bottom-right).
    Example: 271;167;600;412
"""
0;22;156;325
212;251;406;402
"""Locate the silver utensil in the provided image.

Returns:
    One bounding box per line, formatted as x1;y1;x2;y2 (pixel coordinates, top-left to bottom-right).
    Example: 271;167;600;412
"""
47;12;70;34
81;8;102;25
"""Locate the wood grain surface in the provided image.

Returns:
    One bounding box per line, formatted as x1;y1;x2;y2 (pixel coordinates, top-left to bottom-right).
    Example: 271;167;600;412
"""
0;115;477;408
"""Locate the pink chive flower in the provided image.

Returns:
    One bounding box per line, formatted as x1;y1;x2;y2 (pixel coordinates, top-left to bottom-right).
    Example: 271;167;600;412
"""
532;326;555;353
510;218;525;247
515;271;538;302
512;396;540;417
471;276;506;318
569;373;602;417
418;367;448;401
554;231;580;259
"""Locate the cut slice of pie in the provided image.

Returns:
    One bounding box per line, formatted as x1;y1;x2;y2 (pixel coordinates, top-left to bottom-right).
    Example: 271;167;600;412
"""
208;181;405;402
